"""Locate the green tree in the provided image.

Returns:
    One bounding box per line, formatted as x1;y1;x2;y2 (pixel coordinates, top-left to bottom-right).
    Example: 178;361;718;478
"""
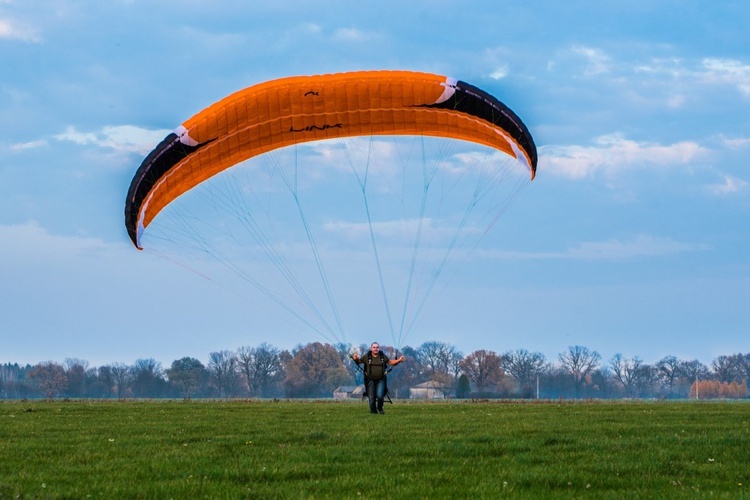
455;374;471;399
166;357;208;399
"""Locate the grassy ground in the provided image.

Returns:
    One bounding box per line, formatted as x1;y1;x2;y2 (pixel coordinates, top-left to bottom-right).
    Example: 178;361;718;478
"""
1;399;749;498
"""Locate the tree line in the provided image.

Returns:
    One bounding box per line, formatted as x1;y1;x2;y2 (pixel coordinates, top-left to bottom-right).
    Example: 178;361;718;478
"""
2;342;748;400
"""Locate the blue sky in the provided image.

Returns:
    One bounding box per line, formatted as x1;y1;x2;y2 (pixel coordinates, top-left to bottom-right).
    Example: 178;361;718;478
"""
2;1;749;368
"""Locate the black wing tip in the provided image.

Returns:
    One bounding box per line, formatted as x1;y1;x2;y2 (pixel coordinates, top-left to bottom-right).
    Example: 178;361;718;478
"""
124;132;204;251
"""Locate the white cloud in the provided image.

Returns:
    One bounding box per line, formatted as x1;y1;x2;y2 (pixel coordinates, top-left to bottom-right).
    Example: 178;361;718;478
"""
489;65;509;80
176;25;245;51
666;94;685;109
55;125;170;155
722;136;750;149
332;27;368;42
479;234;705;261
55;126;98;145
572;45;612;75
561;234;705;260
0;221;112;263
706;175;747;196
98;126;170;154
635;57;750;100
540;134;707;179
634;57;685;78
302;137;401;179
0;17;41;42
323;217;475;242
324;218;420;239
11;139;47;150
303;23;322;35
700;58;750;97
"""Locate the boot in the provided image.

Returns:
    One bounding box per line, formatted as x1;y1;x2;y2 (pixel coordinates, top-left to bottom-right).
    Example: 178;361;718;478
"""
377;399;385;414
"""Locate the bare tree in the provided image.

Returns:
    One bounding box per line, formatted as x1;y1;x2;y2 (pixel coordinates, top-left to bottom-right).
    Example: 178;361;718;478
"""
711;354;746;383
93;365;117;398
237;346;256;396
558;345;601;398
417;341;460;385
679;358;709;398
109;363;132;399
447;348;464;387
502;349;547;396
656;355;681;397
131;358;167;398
589;367;614;398
387;345;421;398
459;350;502;392
634;363;658;398
610;354;644;398
252;342;284;397
237;343;283;397
207;350;240;398
63;358;88;398
417;341;447;374
335;342;362;385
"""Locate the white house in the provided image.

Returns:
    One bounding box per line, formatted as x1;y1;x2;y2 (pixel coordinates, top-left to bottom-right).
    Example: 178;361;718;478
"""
333;385;365;399
409;381;446;399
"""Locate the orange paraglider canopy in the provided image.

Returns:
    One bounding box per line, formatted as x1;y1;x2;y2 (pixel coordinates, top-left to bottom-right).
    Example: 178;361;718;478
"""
125;70;537;249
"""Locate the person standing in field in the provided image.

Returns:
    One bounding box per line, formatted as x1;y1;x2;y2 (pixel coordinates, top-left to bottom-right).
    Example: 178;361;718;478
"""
352;342;404;414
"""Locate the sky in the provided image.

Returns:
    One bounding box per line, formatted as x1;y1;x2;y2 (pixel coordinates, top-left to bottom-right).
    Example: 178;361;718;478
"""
1;1;749;369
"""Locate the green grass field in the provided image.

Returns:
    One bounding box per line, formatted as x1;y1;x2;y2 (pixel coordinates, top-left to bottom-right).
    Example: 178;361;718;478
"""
1;399;748;498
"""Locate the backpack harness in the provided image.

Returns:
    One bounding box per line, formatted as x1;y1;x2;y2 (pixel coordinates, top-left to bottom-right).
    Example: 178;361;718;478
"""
366;351;389;380
351;350;393;404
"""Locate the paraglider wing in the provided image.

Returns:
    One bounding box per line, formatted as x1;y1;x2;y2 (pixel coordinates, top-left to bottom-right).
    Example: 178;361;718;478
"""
125;70;537;249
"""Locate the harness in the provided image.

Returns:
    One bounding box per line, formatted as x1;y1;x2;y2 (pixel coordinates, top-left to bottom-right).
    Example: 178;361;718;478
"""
366;351;388;380
350;350;394;404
